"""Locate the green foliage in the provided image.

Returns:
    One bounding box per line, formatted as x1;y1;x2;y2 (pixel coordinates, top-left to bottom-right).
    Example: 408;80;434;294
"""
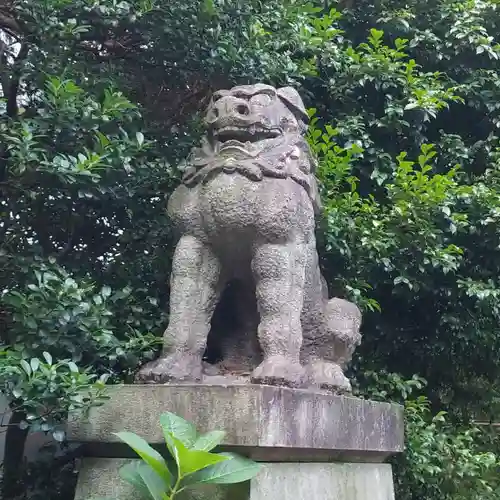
0;257;162;434
0;348;108;439
0;4;170;436
308;90;500;414
110;411;261;500
2;260;161;368
397;397;499;500
356;372;500;500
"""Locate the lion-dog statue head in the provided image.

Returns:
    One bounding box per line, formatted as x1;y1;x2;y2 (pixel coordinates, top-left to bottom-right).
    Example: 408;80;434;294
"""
182;83;322;214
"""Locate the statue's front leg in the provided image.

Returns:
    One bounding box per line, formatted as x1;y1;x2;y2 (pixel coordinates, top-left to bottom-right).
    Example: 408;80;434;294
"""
250;242;307;388
136;235;221;383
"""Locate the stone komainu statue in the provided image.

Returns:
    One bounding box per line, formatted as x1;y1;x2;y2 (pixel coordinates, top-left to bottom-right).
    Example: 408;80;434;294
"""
137;84;362;392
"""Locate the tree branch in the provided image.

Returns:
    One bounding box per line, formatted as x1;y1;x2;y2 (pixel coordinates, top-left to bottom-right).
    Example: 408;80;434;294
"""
0;39;10;100
76;38;201;73
0;11;21;35
6;42;29;117
57;196;78;261
2;411;29;499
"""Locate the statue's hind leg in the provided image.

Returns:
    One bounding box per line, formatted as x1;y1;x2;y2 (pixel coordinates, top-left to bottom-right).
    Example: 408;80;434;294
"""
136;235;221;383
300;249;360;393
302;297;362;393
250;242;306;388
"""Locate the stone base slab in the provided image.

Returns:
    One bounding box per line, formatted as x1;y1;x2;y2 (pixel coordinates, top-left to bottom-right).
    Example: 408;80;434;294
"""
74;458;396;500
70;384;402;499
68;384;403;462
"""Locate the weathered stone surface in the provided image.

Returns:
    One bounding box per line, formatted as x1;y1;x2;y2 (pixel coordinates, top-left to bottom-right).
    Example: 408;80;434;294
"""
251;463;395;500
136;83;362;393
74;458;395;500
68;384;403;462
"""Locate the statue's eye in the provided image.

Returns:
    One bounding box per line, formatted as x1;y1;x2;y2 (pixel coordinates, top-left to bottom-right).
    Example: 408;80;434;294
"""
251;93;272;107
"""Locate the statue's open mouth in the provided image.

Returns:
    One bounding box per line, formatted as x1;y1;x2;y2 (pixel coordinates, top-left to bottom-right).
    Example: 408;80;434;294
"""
214;125;282;143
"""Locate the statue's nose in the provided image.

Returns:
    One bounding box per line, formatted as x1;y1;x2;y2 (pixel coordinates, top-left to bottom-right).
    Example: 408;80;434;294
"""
214;97;250;117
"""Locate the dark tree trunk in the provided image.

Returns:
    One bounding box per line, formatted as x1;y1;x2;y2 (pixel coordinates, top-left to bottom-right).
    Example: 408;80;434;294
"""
2;411;28;499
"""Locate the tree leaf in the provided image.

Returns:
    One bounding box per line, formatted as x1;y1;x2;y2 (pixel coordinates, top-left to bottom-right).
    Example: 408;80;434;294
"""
53;430;66;442
159;412;197;447
186;453;262;484
119;461;150;496
30;358;40;372
67;361;79;373
181;448;229;477
114;431;172;483
192;430;226;451
163;432;181;467
164;433;228;477
137;462;170;500
20;359;31;376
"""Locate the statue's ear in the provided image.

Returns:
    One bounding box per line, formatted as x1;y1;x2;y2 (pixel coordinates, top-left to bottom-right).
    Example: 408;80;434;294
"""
277;87;309;122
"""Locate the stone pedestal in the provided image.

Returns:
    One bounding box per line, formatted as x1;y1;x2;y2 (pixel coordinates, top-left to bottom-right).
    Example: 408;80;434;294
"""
68;384;404;500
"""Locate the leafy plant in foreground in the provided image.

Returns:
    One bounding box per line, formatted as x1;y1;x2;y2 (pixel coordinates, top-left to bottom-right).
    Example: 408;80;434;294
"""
96;411;261;500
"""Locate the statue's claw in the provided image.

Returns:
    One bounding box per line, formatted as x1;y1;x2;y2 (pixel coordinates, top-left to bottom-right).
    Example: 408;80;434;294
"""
305;360;352;394
135;353;203;384
251;355;306;389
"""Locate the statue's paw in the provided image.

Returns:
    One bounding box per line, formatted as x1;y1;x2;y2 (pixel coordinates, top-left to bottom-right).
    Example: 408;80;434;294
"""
135;353;203;384
251;356;305;389
306;361;352;394
202;361;223;376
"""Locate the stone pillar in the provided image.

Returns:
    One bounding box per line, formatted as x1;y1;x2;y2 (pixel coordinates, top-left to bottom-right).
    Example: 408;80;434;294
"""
68;384;404;500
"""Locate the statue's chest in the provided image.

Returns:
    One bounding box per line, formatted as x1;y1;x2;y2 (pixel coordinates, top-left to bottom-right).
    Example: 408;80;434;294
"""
198;173;313;241
201;174;265;222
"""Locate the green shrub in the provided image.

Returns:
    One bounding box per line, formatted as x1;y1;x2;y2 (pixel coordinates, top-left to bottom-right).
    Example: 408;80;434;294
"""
355;371;500;500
